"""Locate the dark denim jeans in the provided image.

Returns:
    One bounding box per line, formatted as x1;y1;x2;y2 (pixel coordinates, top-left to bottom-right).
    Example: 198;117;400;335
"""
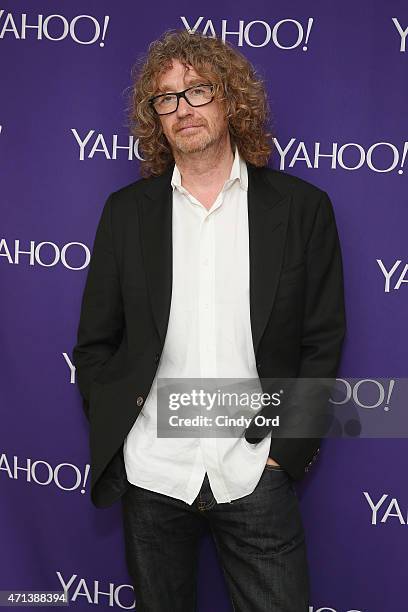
121;465;309;611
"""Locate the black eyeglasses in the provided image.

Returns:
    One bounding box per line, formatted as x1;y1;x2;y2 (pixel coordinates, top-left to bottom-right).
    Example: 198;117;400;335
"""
149;83;215;115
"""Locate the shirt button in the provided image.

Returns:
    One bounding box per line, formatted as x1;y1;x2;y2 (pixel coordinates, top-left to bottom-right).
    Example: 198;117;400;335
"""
136;396;144;407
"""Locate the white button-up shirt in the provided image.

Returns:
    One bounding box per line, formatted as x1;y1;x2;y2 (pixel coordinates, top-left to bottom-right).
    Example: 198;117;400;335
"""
123;145;271;504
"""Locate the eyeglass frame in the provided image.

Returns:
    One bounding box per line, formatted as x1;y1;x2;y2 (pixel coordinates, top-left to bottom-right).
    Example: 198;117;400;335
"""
148;83;215;116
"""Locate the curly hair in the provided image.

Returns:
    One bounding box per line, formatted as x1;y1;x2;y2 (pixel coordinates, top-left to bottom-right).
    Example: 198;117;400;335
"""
125;28;275;178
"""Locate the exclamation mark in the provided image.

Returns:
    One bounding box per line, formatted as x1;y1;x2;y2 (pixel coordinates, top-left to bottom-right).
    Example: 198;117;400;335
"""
81;464;90;494
398;142;408;174
303;18;314;51
384;379;395;412
99;15;110;47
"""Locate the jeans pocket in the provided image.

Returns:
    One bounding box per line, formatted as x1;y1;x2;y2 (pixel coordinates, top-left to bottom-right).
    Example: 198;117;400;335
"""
264;463;285;472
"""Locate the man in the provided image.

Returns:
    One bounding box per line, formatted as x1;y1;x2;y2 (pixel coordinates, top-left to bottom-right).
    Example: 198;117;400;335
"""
73;29;346;612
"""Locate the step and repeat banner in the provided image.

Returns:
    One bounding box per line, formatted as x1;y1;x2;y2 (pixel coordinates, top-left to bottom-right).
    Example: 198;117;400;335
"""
1;2;407;611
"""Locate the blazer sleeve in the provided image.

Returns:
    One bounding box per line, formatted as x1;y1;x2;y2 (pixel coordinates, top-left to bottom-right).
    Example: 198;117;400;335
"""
268;190;347;473
298;189;346;379
72;193;125;420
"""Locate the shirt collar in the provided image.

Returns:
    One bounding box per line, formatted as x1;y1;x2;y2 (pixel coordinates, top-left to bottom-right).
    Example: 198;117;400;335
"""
171;144;248;193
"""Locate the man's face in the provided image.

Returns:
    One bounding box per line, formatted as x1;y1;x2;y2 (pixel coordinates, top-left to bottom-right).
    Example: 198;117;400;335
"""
154;59;229;156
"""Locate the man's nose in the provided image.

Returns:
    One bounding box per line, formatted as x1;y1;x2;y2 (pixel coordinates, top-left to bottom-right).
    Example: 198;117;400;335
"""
176;96;193;116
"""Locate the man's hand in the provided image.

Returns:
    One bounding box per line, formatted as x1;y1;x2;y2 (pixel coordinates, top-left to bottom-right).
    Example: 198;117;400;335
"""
266;457;280;467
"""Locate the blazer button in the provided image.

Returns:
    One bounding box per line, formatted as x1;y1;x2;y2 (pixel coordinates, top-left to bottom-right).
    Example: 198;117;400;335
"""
154;353;160;364
257;362;261;370
136;396;144;407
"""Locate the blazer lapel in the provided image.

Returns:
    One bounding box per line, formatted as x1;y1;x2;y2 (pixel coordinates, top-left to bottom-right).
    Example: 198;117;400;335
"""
138;161;290;356
139;167;174;347
247;163;290;354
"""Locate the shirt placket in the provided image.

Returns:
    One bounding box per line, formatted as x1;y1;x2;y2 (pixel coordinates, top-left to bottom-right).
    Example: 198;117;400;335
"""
198;197;233;503
198;212;216;379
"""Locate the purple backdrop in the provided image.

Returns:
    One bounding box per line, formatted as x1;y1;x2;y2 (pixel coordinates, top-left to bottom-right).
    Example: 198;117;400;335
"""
1;1;407;611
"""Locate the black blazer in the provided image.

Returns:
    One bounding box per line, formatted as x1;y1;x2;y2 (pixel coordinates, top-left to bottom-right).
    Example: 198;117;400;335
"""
73;162;346;508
